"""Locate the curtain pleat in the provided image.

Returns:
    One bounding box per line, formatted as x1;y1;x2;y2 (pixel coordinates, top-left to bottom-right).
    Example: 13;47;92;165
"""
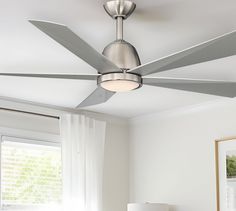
60;114;106;211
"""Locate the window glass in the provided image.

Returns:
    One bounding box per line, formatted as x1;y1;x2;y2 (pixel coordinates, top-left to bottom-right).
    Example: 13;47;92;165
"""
1;140;62;206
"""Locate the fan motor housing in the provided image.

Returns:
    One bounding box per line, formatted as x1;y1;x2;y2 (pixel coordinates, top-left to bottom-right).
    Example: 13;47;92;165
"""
103;40;141;70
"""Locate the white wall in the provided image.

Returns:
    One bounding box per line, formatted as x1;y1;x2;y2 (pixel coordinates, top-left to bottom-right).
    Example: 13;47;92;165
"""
129;99;236;211
0;109;59;134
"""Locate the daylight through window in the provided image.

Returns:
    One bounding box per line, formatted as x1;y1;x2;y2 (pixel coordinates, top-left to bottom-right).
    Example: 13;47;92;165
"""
1;140;62;207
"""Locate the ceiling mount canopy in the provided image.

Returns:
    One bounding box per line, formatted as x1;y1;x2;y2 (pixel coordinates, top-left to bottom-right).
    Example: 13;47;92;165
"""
1;1;236;108
103;0;136;20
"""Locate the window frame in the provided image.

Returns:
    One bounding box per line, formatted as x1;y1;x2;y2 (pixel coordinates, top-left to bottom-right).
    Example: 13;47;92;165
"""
0;126;61;211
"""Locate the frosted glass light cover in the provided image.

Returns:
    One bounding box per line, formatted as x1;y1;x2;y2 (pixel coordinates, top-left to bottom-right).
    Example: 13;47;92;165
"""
101;80;139;92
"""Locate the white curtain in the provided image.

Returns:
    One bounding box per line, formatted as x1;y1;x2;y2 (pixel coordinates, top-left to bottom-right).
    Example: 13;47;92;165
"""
60;114;106;211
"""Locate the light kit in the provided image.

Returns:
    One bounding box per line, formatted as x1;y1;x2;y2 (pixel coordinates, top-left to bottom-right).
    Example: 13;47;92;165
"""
98;73;142;92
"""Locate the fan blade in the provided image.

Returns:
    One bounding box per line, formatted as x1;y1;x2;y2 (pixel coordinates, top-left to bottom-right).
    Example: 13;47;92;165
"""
29;20;121;74
0;73;98;80
130;30;236;76
77;86;115;108
143;77;236;97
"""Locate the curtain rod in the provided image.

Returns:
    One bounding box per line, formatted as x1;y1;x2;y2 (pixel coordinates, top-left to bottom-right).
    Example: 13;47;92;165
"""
0;108;60;119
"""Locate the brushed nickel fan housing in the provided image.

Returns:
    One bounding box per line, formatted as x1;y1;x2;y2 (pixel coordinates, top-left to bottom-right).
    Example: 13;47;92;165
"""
102;0;141;71
103;40;141;70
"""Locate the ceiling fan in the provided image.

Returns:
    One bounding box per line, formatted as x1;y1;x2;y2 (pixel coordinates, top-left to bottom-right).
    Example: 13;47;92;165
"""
2;0;236;108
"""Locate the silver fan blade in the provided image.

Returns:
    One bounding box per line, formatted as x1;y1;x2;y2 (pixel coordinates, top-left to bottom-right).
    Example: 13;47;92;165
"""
29;20;121;74
77;86;115;108
0;73;99;80
130;30;236;76
143;77;236;97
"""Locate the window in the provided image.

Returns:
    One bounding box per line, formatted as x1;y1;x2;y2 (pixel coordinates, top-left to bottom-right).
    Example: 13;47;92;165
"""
0;136;62;209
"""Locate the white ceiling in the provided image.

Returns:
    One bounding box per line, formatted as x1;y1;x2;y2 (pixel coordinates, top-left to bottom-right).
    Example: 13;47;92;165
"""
1;0;236;118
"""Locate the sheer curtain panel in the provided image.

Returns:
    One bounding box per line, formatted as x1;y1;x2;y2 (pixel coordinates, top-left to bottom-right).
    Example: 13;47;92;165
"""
60;114;106;211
